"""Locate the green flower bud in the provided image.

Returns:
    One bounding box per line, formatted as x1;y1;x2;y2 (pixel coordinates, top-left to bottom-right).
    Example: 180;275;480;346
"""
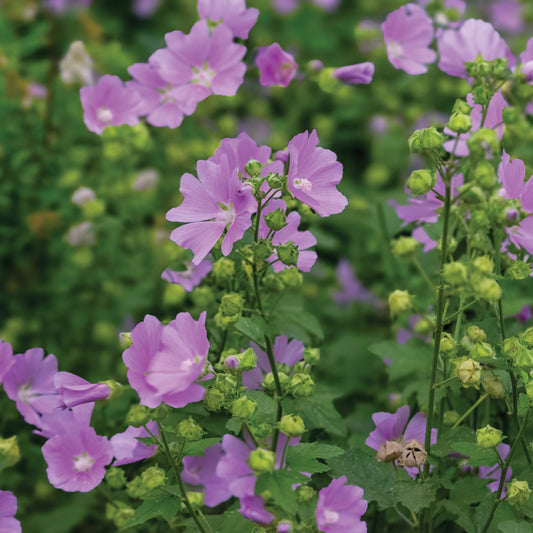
237;347;257;372
467;128;499;159
296;485;315;502
204;388;225;411
126;476;147;498
106;467;126;489
277;242;299;267
212;258;235;282
475;278;502;302
266;172;286;190
443;411;460;426
119;332;132;350
126;404;151;427
472;256;494;275
278;267;303;288
245;159;264;178
248;448;276;474
447;112;472;134
408;127;444;153
391;236;420;258
82;199;106;219
474;161;496;189
290;373;315;397
467;326;487;343
454;357;482;387
406;169;436;196
231;396;257;420
443;261;468;286
151;403;170;422
507;479;531;506
521;327;533;346
0;436;20;468
413;316;435;336
304;347;320;366
254;239;274;262
178;417;204;441
482;373;506;399
503;337;523;358
388;290;413;316
263;273;284;292
452;99;472;116
264;208;288;231
476;425;503;448
249;420;273;440
491;57;508;78
440;333;456;353
263;371;290;392
186;492;205;509
114;507;135;528
141;466;166;491
219;292;245;317
217;374;238;394
279;414;306;437
471;85;491;105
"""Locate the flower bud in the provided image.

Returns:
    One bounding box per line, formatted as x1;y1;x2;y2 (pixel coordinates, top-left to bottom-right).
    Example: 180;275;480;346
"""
521;327;533;346
177;417;204;442
476;425;502;448
474;161;496;189
212;258;235;282
470;342;494;359
186;492;205;508
408;127;444;153
467;128;499;159
399;439;427;468
290;373;315;397
277;520;293;532
472;256;494;275
264;208;288;231
192;287;215;308
474;278;502;302
0;436;20;468
141;466;166;491
296;484;315;502
204;388;225;411
388;290;413;316
304;347;320;366
278;267;303;288
482;373;506;399
443;261;468;286
467;326;487;343
106;467;126;489
237;348;258;372
446;112;472;134
440;333;456;353
245;159;264;179
443;411;460;426
279;414;305;437
455;358;482;387
254;239;274;262
126;404;151;427
391;236;420;258
231;396;258;420
503;337;522;359
376;440;403;463
413;316;435;336
248;448;276;474
266;172;286;190
126;476;147;498
507;479;532;506
113;508;135;528
224;356;239;370
263;371;290;392
406;169;436;196
119;331;132;350
152;403;169;422
452;98;472;116
277;242;299;267
82;199;106;219
219;292;245;317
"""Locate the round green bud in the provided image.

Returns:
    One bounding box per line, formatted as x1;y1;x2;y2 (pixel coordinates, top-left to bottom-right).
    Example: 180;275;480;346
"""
126;404;151;427
408;127;444;153
467;326;487;343
231;396;258;420
219;292;245;317
413;316;435;336
470;341;494;359
114;508;135;528
248;448;276;474
106;467;126;489
266;172;286;190
178;417;204;442
443;410;460;426
521;327;533;346
254;239;274;261
440;332;456;353
443;261;468;286
472;85;491;105
263;371;290;392
474;161;497;189
264;208;288;231
391;236;420;258
476;425;503;448
277;243;299;267
388;290;413;316
119;332;132;350
472;256;494;275
304;347;320;366
491;57;508;78
217;374;238;395
406;169;437;196
296;485;315;502
278;267;303;288
263;273;284;292
475;278;502;302
455;357;482;388
204;388;225;411
245;159;264;179
507;479;532;507
237;348;257;372
141;466;166;491
503;337;522;359
126;476;147;498
290;373;315;397
447;112;472;134
186;492;205;509
452;98;472;116
212;258;235;282
151;403;169;422
249;420;273;440
279;414;306;437
0;436;20;468
482;373;506;399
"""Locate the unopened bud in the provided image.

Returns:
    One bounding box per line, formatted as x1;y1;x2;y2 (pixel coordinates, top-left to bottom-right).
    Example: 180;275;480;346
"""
507;479;532;506
106;467;126;489
474;161;496;189
126;404;151;427
219;292;245;317
376;440;403;463
177;417;204;441
503;337;522;359
470;341;494;359
467;128;499;159
388;290;413;316
447;112;472;134
406;169;436;196
279;414;305;437
277;242;299;267
443;411;460;426
482;373;506;399
0;436;20;468
248;448;276;474
231;396;257;420
443;262;468;286
296;485;315;502
408;127;444;153
119;332;132;350
245;159;264;178
186;492;205;508
472;256;494;275
141;466;166;491
476;425;502;448
290;373;315;397
266;172;286;189
399;439;427;468
391;236;420;258
278;267;303;288
263;371;290;392
264;208;288;231
204;388;225;411
212;258;235;282
467;326;487;343
304;347;320;366
475;278;502;302
237;348;257;372
452;99;472;116
455;358;482;387
521;327;533;346
114;508;135;528
413;316;435;336
440;333;456;353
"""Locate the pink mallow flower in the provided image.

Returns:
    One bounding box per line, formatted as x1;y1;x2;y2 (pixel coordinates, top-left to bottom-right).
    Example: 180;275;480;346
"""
0;490;21;533
197;0;259;39
54;371;112;409
42;424;113;492
287;130;347;217
162;259;212;292
382;4;437;75
3;348;59;426
333;62;374;85
150;20;246;99
438;19;511;79
110;421;158;466
479;443;512;494
333;259;383;308
166;156;256;265
316;476;368;533
122;312;209;408
256;43;297;87
80;74;141;135
520;38;533;84
0;340;14;384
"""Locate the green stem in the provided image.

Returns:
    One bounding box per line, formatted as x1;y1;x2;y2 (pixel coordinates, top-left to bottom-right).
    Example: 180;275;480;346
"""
412;256;435;292
444;299;478;326
451;393;489;429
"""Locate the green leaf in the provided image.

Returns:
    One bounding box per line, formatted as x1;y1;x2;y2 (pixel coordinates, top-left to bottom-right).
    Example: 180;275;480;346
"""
127;489;181;527
182;438;221;457
225;416;242;434
246;389;277;424
285;443;344;474
453;442;501;468
255;470;308;514
499;522;533;533
431;426;476;458
235;316;268;347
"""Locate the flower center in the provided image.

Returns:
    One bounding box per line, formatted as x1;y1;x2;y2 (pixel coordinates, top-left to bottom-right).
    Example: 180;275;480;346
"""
387;41;404;60
73;451;95;473
280;61;295;81
216;203;236;227
324;509;339;525
18;384;35;404
192;63;216;88
97;106;114;124
293;178;312;192
159;84;176;104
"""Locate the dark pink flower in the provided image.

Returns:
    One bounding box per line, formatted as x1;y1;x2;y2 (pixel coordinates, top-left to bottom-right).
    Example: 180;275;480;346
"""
80;75;141;135
287;130;347;217
0;490;21;533
197;0;259;39
256;43;297;87
382;4;437;75
316;476;367;533
110;421;158;466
